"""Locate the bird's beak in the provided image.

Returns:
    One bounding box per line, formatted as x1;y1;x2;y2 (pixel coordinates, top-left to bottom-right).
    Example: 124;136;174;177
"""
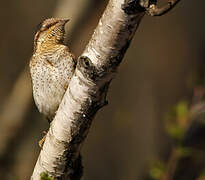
60;18;70;25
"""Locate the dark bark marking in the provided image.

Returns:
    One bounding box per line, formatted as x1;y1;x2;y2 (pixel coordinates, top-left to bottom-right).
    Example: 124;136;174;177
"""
122;0;145;15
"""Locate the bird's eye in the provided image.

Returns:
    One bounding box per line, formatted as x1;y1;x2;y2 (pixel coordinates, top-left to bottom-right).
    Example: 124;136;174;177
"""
35;22;43;33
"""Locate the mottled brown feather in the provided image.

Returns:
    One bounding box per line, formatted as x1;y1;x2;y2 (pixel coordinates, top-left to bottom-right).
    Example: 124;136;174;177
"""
30;18;76;121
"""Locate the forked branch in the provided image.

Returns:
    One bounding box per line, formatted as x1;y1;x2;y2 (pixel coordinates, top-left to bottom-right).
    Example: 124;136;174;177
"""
141;0;181;16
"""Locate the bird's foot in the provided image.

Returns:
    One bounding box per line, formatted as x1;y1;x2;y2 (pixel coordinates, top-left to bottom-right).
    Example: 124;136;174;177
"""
39;130;47;148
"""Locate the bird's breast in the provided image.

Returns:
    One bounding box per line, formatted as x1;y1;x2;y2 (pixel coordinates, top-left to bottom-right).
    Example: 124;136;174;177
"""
30;50;75;119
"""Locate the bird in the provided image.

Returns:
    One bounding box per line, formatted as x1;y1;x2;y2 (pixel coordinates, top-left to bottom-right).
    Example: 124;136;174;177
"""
30;18;76;123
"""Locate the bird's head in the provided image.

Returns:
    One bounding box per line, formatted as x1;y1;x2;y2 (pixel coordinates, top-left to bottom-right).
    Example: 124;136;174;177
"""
33;18;69;52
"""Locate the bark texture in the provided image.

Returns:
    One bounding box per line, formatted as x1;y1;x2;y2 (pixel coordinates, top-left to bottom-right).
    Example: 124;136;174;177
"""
31;0;145;179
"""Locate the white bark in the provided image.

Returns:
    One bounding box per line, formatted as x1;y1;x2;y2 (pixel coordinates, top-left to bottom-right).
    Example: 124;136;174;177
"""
31;0;145;179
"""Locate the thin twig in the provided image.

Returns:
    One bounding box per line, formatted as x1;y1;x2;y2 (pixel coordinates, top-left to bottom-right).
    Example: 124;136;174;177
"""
146;0;181;16
160;148;179;180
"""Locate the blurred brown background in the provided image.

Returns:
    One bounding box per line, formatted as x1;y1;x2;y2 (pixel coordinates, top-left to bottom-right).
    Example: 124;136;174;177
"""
0;0;205;179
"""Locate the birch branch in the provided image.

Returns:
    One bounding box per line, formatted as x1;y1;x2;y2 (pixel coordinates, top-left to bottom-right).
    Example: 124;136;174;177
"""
31;0;181;179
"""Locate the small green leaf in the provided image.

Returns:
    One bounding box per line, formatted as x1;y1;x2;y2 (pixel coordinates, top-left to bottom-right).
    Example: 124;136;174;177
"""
165;101;189;141
149;161;165;179
166;123;185;141
175;101;189;119
176;146;192;158
40;172;55;180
